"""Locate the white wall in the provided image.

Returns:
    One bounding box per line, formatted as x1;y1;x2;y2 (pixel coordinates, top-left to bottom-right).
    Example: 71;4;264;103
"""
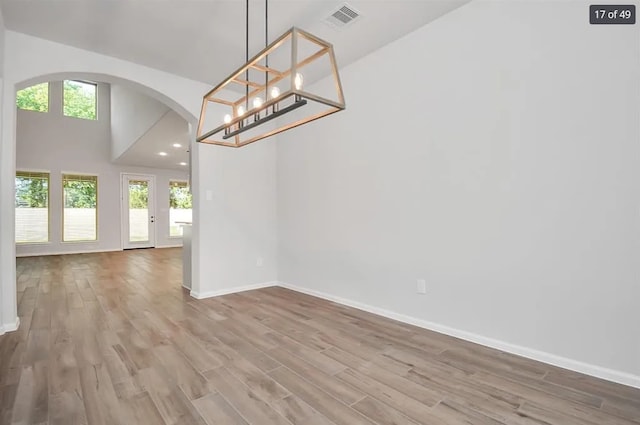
0;7;4;76
15;80;189;255
277;0;640;386
0;7;6;333
1;31;279;330
193;140;278;298
110;83;169;160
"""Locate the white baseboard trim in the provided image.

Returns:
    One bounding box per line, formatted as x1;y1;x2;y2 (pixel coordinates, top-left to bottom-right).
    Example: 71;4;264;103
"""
277;281;640;390
190;281;278;300
0;317;20;336
16;248;122;257
156;244;183;249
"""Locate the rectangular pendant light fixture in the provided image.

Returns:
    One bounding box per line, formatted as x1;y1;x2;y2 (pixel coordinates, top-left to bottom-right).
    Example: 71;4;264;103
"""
196;27;346;148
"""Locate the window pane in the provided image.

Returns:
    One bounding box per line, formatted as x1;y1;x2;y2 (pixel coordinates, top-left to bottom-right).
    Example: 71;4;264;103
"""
16;83;49;113
128;180;149;242
15;172;49;243
169;181;192;237
63;80;97;120
63;175;97;242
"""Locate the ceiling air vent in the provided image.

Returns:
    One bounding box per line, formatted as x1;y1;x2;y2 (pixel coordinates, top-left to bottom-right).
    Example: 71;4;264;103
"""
324;3;361;28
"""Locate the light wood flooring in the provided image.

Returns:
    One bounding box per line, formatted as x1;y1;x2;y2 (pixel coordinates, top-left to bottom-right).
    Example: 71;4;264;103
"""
1;248;639;424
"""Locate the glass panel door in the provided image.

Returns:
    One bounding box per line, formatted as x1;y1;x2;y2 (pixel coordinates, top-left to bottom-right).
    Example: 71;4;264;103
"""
122;174;155;249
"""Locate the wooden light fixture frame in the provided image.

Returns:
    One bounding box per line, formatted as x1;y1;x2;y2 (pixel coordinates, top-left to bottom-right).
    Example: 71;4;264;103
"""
196;27;346;148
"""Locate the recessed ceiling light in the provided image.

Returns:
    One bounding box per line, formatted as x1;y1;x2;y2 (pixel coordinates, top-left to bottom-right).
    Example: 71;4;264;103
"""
172;143;182;148
179;162;188;166
158;152;168;156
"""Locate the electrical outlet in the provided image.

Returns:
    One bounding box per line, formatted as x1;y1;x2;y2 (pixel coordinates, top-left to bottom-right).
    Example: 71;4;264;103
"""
417;279;427;294
256;257;264;267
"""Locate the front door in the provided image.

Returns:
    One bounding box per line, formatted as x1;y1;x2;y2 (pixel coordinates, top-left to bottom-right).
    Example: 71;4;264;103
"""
122;174;156;249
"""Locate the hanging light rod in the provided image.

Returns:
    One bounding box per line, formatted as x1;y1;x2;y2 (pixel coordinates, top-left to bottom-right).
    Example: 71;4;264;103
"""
196;1;345;148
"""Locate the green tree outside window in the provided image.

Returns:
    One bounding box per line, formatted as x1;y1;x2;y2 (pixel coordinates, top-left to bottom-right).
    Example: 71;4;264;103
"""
16;83;49;113
64;80;97;120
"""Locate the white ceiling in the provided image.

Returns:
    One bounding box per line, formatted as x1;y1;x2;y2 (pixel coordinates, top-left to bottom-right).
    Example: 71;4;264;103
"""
0;0;471;86
114;110;191;171
2;0;470;170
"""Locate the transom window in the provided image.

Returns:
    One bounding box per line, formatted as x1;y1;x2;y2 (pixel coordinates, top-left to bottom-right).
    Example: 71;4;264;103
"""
63;80;97;120
16;83;49;113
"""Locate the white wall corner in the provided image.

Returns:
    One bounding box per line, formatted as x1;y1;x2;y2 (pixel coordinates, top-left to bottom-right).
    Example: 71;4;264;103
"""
276;282;640;390
0;317;20;336
189;281;279;300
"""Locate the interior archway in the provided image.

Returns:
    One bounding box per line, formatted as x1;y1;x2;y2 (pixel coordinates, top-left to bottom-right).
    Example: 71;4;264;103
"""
16;72;197;125
2;71;201;332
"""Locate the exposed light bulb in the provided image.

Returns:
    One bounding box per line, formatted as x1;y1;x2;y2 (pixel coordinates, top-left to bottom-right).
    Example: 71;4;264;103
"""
224;114;232;124
253;97;263;109
270;86;280;99
237;105;246;116
294;73;304;90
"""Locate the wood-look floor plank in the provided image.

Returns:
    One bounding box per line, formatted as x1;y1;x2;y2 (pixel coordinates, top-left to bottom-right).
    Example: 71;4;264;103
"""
192;392;249;425
204;367;292;425
267;347;364;404
170;329;224;373
432;399;507;425
517;401;597;425
49;333;81;395
351;360;441;406
0;335;26;388
600;398;640;424
271;394;336;425
544;368;640;402
151;342;214;400
123;391;167;425
1;249;638;425
472;370;604;409
265;332;347;376
0;383;18;425
335;367;439;425
351;396;420;425
224;356;290;404
268;366;376;425
214;329;281;373
405;367;522;412
77;363;126;425
48;391;88;425
461;371;638;425
135;363;207;425
10;362;49;425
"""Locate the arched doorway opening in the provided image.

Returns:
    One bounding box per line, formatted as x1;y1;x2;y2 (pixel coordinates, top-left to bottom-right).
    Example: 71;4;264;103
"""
1;71;201;332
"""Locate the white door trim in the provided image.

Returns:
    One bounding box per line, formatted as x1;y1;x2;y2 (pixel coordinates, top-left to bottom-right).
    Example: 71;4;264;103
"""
121;173;156;249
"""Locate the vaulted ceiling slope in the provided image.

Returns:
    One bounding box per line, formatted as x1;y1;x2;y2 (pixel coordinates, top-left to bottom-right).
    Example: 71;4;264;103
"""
0;0;470;85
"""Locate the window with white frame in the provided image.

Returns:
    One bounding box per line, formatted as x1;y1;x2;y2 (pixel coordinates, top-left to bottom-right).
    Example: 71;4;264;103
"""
15;171;50;243
63;174;98;242
169;181;192;237
63;80;97;120
16;83;49;113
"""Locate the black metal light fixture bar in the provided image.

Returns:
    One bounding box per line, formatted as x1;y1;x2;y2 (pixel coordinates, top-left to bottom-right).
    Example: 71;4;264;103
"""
222;99;307;140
